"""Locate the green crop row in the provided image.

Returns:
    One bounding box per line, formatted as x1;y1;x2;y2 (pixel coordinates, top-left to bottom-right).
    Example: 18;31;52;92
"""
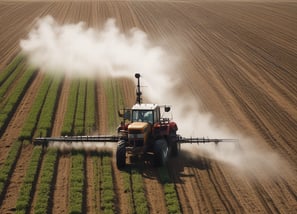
34;149;58;214
85;80;96;134
0;141;22;202
36;76;62;137
131;168;149;214
61;80;79;135
74;79;86;135
119;167;149;214
0;67;36;136
101;153;115;213
0;54;23;86
103;79;124;132
158;167;181;214
15;146;43;214
69;151;85;214
19;75;53;140
0;57;24;103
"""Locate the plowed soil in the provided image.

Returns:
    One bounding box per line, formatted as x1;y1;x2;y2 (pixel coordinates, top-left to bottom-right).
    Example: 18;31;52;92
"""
0;0;296;213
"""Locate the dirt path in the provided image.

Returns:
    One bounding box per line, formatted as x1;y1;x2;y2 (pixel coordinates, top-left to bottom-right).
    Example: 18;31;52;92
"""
52;154;71;214
51;78;71;214
97;79;108;135
142;167;167;213
85;155;95;213
51;78;70;136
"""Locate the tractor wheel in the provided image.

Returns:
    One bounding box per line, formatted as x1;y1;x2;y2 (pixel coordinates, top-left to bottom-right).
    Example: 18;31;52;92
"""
153;139;168;167
170;131;179;157
116;141;126;169
171;140;179;157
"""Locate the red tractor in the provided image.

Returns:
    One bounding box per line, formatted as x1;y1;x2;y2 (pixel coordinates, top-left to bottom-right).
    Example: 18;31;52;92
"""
34;73;236;169
115;78;179;167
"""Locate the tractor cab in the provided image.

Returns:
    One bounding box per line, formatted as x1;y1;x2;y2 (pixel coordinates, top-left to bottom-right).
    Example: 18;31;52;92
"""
124;103;173;142
131;104;159;124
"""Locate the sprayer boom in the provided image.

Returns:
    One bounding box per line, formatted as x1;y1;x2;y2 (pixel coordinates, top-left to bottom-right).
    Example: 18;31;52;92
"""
34;135;119;146
177;136;238;144
31;73;239;168
34;134;237;147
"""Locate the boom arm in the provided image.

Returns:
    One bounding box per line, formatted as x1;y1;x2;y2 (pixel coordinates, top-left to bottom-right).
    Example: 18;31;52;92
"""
34;135;119;146
34;134;237;147
177;135;238;144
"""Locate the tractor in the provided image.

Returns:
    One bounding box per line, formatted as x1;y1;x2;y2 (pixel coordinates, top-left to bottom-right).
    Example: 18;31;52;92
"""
115;73;179;167
34;73;236;169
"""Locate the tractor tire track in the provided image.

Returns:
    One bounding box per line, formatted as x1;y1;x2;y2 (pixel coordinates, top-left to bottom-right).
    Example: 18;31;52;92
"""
206;164;241;213
187;159;220;213
169;155;215;214
142;166;167;214
112;157;131;214
169;158;193;214
211;164;266;213
250;179;280;214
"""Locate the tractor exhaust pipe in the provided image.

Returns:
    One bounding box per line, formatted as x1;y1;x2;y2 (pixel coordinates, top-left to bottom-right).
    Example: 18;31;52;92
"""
135;73;142;104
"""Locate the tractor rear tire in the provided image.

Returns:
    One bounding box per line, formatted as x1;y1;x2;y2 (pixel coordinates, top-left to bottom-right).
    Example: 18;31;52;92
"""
171;141;179;157
153;139;168;167
170;131;179;157
116;142;126;169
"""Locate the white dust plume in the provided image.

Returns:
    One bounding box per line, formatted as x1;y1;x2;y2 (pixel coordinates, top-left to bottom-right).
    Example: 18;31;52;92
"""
21;16;282;175
20;15;170;81
49;142;116;153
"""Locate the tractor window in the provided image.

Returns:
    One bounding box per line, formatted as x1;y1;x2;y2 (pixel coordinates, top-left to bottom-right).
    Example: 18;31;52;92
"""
132;110;153;124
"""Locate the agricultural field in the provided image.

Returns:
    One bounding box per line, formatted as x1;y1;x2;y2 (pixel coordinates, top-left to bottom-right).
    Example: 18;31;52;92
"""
0;0;297;213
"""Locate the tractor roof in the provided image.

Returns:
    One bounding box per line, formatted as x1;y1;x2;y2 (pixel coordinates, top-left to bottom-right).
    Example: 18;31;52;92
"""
132;103;158;110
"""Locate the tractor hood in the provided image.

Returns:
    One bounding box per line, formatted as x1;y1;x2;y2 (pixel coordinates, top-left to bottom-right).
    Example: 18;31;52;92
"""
128;122;149;132
128;122;151;147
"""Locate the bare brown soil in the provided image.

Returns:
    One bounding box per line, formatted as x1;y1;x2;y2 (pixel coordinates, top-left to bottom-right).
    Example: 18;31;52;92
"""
0;0;296;213
52;154;71;214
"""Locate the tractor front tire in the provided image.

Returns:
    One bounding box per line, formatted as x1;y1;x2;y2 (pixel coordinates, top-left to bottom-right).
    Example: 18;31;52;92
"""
116;142;126;169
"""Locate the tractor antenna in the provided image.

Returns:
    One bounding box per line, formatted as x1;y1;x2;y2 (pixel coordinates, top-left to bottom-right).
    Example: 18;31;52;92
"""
135;73;142;104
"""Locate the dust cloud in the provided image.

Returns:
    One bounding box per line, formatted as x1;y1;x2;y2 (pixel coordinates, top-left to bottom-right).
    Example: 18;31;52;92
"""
180;138;283;179
175;97;282;178
20;15;170;81
21;16;282;175
49;141;116;153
